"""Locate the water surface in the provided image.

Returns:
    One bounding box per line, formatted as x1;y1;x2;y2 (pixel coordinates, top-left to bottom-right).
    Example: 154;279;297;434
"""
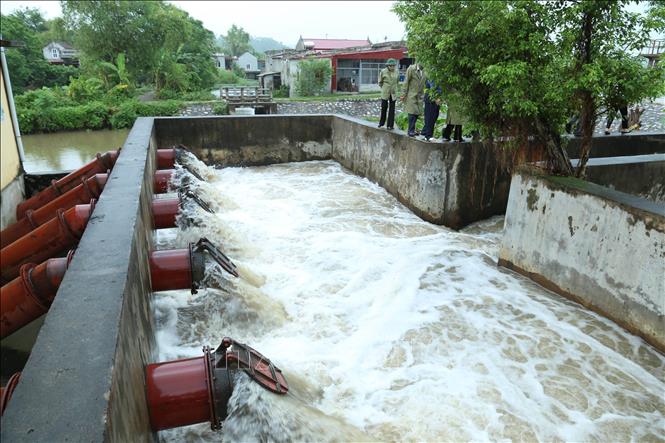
154;160;664;442
21;129;129;173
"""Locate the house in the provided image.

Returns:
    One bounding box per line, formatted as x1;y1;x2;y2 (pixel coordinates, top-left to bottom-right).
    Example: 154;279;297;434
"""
42;41;79;66
263;41;410;96
212;53;235;70
237;51;260;79
295;37;371;51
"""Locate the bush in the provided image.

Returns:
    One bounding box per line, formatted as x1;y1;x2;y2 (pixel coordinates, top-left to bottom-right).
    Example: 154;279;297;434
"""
295;59;332;96
273;84;289;98
212;101;228;115
110;100;182;129
217;69;241;85
18;101;111;133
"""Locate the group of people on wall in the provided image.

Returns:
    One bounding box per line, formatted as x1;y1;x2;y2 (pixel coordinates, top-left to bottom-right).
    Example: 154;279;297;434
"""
377;58;466;142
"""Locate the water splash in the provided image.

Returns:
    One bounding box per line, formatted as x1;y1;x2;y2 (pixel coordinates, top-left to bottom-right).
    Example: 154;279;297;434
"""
154;160;665;442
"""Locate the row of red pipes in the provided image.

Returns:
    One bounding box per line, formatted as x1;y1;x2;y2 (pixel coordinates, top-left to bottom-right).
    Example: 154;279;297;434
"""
1;146;288;433
0;147;186;414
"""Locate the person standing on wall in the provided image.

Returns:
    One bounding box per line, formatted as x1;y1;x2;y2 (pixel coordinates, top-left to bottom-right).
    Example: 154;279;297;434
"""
420;77;441;141
401;62;425;137
377;59;400;130
441;91;466;142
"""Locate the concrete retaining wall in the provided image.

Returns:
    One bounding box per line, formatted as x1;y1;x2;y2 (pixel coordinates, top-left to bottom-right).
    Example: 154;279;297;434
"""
1;118;158;442
565;132;665;158
583;154;665;202
498;168;665;351
154;115;333;167
0;174;24;230
331;116;511;229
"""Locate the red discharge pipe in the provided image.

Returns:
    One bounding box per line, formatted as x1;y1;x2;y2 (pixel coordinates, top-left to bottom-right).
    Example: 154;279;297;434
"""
0;372;21;416
152;197;181;229
0;254;71;339
154;169;175;194
156;148;182;170
1;174;108;249
146;338;288;431
147;356;212;430
16;150;118;219
149;246;205;293
0;201;94;284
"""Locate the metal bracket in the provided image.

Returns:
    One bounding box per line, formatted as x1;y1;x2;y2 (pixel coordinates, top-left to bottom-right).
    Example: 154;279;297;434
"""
214;337;288;395
180;190;214;213
193;238;239;277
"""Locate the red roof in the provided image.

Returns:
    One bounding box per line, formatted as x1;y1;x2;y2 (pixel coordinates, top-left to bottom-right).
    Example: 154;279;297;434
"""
302;38;370;50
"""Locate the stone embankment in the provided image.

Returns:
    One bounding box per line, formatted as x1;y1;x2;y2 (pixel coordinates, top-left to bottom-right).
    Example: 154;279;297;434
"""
276;99;395;118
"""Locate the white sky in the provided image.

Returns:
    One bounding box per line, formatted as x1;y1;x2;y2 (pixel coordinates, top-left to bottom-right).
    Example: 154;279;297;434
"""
0;1;406;46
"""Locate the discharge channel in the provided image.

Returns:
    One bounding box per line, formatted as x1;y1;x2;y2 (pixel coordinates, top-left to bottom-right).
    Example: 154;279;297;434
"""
154;160;664;442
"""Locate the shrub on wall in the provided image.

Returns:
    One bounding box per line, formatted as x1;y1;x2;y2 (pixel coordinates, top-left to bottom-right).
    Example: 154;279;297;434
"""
295;59;332;96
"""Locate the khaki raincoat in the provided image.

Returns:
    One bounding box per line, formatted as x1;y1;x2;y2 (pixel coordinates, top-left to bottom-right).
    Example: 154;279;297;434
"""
402;64;425;115
445;92;468;126
378;67;400;101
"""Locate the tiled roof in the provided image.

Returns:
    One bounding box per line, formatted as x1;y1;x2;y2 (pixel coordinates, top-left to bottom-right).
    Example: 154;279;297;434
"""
302;38;370;50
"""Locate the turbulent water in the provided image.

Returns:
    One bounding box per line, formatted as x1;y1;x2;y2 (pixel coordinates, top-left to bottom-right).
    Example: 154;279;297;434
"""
154;160;664;442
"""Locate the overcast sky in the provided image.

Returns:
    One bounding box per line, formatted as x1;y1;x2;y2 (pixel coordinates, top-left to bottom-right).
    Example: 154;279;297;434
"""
0;1;406;46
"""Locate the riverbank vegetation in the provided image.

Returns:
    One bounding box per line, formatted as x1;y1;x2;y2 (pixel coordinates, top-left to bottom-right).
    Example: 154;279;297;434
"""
394;0;665;177
2;1;237;134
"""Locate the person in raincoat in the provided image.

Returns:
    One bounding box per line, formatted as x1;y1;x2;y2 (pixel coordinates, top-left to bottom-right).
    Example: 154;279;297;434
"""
377;59;400;130
421;77;441;141
400;62;425;137
441;91;467;142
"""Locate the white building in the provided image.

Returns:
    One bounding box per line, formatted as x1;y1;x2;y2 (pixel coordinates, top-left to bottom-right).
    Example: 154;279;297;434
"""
42;42;79;66
237;51;258;71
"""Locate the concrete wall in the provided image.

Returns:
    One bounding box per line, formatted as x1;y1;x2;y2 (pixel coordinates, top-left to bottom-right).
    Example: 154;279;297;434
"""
1;118;158;442
498;168;665;351
154;115;333;167
583;154;665;202
1;59;21;191
1;57;24;228
152;115;511;230
565;132;665;158
331;116;511;229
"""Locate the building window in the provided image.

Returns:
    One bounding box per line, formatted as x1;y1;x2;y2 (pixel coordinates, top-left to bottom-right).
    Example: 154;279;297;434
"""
246;64;251;70
360;60;384;85
51;48;59;58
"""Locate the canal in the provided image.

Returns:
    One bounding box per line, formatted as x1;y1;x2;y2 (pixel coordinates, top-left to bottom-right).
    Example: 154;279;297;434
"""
154;160;664;442
21;129;129;173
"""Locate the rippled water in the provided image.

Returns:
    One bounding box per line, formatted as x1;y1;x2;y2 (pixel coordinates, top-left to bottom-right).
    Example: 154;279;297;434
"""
154;160;664;442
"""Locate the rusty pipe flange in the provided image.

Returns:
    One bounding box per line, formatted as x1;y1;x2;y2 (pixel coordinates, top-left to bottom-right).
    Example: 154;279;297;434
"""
1;372;21;416
189;243;206;294
17;263;50;311
202;345;233;430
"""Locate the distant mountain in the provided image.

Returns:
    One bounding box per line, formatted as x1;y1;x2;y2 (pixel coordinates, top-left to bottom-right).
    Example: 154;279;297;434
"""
216;35;289;54
250;37;289;52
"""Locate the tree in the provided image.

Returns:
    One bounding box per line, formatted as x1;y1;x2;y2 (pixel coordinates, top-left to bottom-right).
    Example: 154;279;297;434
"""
224;24;252;56
1;8;77;94
393;0;664;176
62;0;218;93
295;59;332;96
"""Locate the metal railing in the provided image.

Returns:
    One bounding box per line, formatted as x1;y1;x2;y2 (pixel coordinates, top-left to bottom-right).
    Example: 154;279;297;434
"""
219;86;273;103
642;39;664;56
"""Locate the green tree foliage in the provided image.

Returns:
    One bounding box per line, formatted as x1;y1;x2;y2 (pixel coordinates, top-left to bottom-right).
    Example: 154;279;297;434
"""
394;0;664;176
295;59;333;96
223;24;252;57
1;8;77;94
62;0;218;94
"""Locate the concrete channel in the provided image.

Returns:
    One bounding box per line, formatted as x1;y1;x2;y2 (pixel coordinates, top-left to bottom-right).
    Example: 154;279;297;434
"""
1;115;663;441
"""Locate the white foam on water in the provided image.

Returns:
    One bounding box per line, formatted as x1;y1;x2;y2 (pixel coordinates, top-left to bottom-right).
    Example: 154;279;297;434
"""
154;160;664;442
